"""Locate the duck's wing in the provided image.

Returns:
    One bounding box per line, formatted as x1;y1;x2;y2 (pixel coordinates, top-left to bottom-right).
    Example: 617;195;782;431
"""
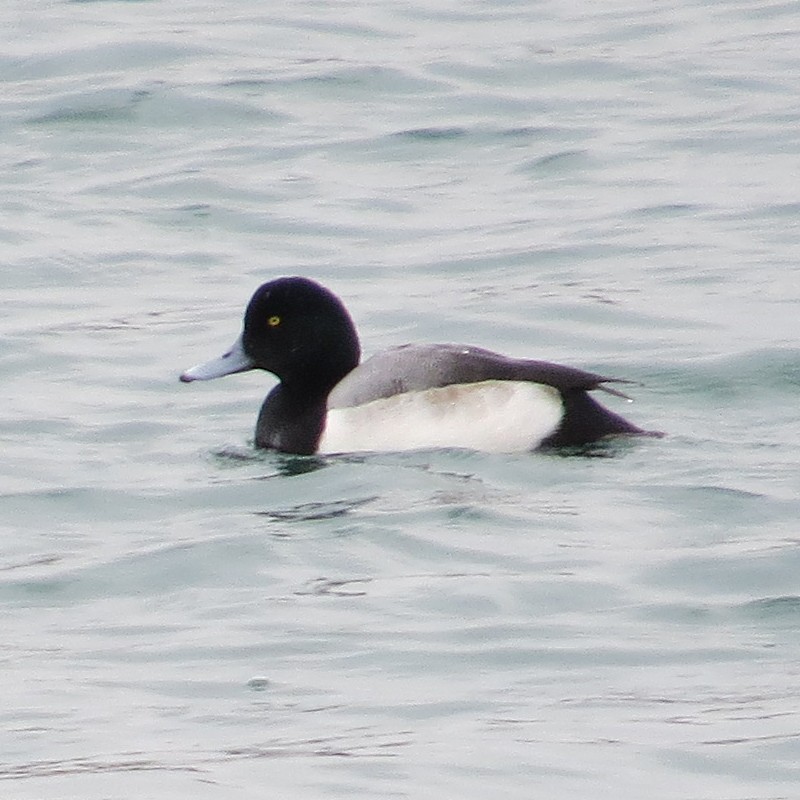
327;343;635;408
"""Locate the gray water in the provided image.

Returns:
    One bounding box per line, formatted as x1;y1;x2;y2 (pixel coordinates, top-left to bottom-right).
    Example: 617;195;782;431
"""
2;1;799;798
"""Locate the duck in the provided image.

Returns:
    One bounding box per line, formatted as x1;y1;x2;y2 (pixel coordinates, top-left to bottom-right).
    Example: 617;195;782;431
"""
180;276;659;455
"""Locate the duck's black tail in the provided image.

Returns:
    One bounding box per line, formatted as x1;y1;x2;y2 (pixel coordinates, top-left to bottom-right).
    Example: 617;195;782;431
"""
542;390;662;448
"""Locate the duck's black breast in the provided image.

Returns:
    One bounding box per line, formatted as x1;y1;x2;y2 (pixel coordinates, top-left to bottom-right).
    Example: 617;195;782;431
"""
254;384;328;455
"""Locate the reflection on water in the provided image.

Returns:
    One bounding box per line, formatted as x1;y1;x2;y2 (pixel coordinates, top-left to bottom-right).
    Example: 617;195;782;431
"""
255;496;377;522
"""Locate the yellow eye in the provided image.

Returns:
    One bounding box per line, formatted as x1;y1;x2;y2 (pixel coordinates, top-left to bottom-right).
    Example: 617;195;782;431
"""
267;315;281;327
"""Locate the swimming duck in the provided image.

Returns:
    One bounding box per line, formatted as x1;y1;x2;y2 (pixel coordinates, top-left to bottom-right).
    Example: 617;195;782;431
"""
180;276;657;454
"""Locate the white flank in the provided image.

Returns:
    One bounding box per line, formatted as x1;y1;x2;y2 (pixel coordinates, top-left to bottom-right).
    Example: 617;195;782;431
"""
317;380;563;455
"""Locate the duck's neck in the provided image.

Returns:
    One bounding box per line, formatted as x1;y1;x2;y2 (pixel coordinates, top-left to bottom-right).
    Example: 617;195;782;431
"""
254;327;360;455
254;382;328;455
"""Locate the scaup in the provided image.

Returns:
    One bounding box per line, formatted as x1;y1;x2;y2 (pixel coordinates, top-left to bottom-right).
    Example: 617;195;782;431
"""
180;276;659;454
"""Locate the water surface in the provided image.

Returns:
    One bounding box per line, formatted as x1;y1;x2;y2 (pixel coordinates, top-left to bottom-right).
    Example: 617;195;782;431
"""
2;1;799;798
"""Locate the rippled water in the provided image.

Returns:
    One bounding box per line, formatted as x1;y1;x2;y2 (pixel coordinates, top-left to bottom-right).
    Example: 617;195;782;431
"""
2;1;799;798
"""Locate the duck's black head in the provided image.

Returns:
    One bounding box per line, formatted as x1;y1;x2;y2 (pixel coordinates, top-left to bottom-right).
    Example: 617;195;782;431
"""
241;277;361;390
